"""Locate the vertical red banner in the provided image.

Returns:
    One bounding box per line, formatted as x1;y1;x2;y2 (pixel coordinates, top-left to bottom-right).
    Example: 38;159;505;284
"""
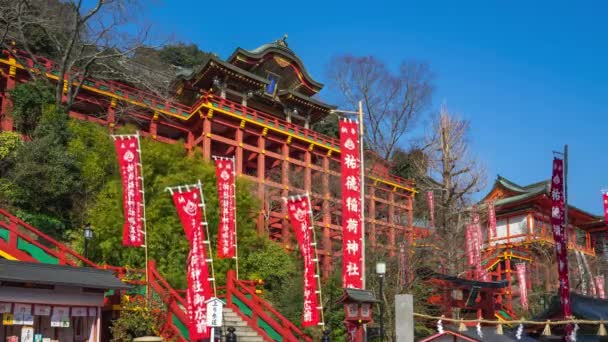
172;188;212;340
215;159;236;258
488;201;497;242
286;195;320;327
427;191;435;228
595;275;605;299
340;119;363;289
465;224;475;266
603;192;608;223
113;136;144;247
516;263;528;310
550;157;572;318
466;213;484;279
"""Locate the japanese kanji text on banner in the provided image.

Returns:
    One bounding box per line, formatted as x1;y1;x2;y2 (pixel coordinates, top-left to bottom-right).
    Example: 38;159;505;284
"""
112;135;144;247
550;157;572;318
171;186;213;340
488;201;497;242
340;119;363;289
286;195;321;327
427;191;435;228
215;158;236;259
516;263;528;311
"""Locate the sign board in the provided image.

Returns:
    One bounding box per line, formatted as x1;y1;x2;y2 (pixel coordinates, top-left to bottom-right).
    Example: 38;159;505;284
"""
21;326;34;342
71;307;87;317
0;302;11;313
50;307;70;328
34;306;51;316
205;298;224;327
14;304;33;326
3;312;14;325
34;334;42;342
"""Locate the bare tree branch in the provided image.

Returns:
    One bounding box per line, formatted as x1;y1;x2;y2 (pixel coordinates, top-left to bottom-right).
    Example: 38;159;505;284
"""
1;0;152;110
327;55;434;160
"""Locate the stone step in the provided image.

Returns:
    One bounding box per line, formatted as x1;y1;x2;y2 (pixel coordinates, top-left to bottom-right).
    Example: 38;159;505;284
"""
222;321;248;327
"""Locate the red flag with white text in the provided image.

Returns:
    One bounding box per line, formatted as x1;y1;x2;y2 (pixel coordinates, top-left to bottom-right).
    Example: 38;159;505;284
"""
550;157;572;319
465;224;475;266
340;119;363;289
215;158;236;258
427;191;435;228
286;195;321;327
113;136;144;247
488;201;497;242
171;187;212;340
516;263;528;310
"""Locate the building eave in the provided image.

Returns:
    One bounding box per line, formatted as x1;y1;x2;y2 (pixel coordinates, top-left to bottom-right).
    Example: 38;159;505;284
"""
228;46;323;90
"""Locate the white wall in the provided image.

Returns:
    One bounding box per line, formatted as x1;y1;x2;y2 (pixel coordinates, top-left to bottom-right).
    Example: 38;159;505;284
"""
494;214;528;244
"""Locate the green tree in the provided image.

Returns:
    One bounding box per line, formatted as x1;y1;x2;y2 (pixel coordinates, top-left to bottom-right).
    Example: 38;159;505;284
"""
76;124;295;289
9;80;54;136
0;131;21;160
311;113;340;138
4;105;82;237
158;43;212;68
0;131;21;206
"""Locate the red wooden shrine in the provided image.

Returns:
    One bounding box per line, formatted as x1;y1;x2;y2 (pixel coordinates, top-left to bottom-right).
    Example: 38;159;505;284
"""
0;38;423;278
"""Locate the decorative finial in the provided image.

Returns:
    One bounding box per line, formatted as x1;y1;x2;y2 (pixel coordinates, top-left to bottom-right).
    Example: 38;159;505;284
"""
278;34;288;47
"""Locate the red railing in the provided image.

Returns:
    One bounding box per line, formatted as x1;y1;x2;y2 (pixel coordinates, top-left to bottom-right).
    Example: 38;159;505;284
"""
147;261;189;342
0;207;189;340
202;94;416;190
487;224;594;256
218;270;313;342
2;49;416;193
0;208;98;267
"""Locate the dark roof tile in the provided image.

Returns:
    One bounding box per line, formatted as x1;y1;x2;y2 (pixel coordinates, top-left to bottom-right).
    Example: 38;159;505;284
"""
0;259;129;290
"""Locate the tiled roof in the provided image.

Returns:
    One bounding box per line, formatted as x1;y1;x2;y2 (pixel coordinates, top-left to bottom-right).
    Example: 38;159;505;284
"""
0;259;129;290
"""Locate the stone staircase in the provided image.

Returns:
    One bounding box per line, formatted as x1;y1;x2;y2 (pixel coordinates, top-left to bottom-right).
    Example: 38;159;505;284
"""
222;306;266;342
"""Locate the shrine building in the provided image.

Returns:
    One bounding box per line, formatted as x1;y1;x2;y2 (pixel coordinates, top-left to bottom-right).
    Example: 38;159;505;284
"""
0;37;419;277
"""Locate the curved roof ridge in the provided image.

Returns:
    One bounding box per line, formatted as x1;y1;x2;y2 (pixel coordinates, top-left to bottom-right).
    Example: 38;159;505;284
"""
228;37;324;90
496;175;527;193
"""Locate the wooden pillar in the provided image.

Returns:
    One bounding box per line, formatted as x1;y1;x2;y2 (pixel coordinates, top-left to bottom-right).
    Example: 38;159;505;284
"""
407;194;414;230
186;131;194;154
496;261;503;291
202;110;212;160
0;57;16;131
150;112;159;139
369;187;376;248
281;142;290;245
256;133;266;236
235;121;244;174
505;253;513;312
304;148;312;193
389;191;396;256
322;153;332;278
107;98;116;133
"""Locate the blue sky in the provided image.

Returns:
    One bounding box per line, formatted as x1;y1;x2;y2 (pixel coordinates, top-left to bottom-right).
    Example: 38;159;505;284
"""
143;0;607;215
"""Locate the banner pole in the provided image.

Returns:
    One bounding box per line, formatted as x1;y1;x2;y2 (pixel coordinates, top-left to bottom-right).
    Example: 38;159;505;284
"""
358;101;366;290
232;156;240;280
305;193;325;329
136;131;150;301
198;179;217;297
